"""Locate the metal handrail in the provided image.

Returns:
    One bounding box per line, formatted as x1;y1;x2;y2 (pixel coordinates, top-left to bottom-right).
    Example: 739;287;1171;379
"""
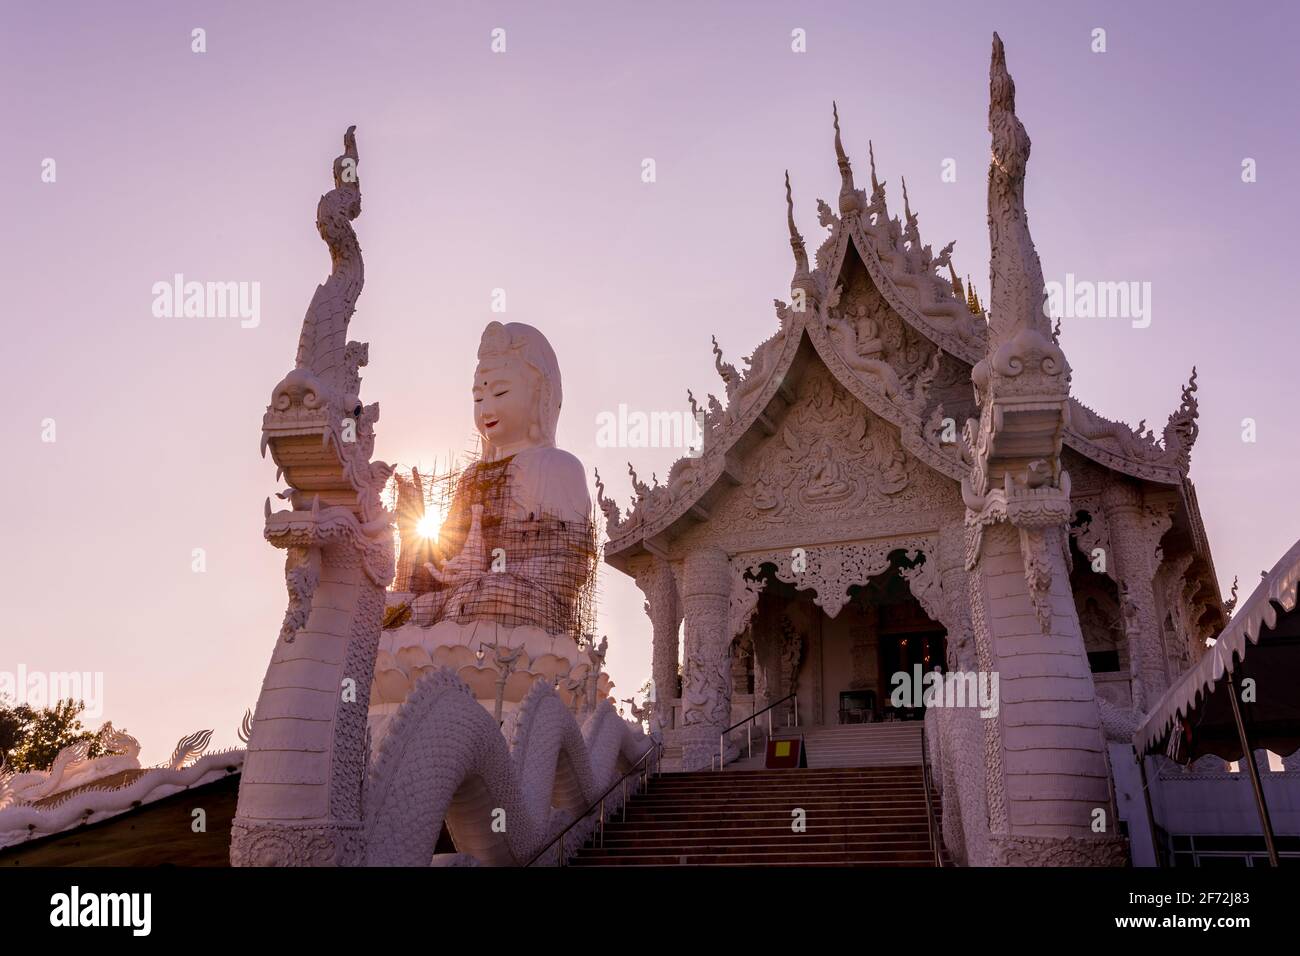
713;692;799;771
919;722;943;867
523;739;662;867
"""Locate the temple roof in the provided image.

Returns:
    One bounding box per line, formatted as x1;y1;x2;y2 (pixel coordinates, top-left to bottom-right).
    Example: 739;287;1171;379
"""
0;722;246;852
0;773;240;866
602;99;1204;570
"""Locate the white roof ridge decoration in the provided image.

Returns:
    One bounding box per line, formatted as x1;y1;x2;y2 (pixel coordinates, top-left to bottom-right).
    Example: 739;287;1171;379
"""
0;719;245;850
1064;367;1199;483
0;751;244;849
1134;537;1300;757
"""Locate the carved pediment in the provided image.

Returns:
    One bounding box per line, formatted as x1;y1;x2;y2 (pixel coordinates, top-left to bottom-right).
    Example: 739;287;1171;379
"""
824;244;943;406
703;361;957;541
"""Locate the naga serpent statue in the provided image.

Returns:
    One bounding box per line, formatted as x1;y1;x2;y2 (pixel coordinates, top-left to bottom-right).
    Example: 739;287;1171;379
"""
230;128;651;867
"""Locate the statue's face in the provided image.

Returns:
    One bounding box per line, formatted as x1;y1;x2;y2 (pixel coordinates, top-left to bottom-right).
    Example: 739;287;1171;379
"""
473;358;538;455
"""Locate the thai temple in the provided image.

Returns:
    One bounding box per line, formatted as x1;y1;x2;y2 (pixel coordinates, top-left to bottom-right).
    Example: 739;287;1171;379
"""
2;34;1298;869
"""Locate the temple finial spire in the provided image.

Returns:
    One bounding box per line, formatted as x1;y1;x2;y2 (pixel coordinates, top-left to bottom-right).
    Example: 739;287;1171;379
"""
1159;366;1200;473
901;176;920;246
948;261;964;299
966;275;983;315
868;139;881;196
711;334;740;400
628;462;649;501
832;102;849;170
985;31;1051;344
785;170;815;305
832;102;862;217
333;125;359;193
784;170;805;256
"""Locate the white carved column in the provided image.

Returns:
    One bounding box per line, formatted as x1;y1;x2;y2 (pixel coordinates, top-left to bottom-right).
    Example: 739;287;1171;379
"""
633;556;681;723
1102;484;1174;712
967;520;1119;863
927;520;989;865
732;634;752;697
679;546;733;769
751;604;780;714
848;605;878;691
937;523;977;671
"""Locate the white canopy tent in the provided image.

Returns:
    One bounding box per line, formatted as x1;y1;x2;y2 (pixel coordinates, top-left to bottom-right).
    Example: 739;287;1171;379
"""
1133;537;1300;867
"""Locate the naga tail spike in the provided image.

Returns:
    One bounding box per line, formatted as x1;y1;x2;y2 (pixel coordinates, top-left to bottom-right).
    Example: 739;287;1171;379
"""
295;126;365;389
986;34;1051;344
832;102;862;216
334;125;360;192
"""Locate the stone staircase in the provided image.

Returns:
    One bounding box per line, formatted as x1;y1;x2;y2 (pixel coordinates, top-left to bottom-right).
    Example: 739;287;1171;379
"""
725;719;924;770
571;723;937;867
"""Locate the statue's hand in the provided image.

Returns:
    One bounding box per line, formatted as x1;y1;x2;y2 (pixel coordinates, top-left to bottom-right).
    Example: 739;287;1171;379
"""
425;548;485;586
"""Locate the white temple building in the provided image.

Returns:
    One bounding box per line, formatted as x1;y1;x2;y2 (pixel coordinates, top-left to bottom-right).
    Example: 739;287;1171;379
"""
597;34;1226;866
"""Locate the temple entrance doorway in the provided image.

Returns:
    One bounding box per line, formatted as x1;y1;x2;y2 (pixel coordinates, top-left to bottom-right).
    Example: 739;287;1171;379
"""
748;559;947;728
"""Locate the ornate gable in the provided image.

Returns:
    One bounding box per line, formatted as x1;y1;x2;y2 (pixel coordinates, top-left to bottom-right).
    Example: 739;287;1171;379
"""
602;314;969;569
683;358;960;554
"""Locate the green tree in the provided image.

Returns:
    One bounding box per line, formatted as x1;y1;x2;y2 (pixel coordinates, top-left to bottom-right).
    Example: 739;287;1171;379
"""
0;701;35;769
0;698;110;773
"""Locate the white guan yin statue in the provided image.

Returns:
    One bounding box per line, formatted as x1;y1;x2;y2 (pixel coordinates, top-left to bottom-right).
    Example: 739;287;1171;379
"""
407;321;593;631
370;321;615;741
231;128;649;867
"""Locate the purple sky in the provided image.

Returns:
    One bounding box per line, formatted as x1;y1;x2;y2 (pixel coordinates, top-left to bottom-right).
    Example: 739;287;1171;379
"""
4;1;1297;763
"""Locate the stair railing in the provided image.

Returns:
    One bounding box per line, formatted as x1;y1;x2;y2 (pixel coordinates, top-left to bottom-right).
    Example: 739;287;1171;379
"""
712;692;799;771
919;720;943;867
523;739;662;867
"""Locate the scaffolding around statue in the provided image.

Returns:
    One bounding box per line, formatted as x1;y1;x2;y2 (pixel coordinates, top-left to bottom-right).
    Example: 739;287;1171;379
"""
372;455;611;744
386;458;600;641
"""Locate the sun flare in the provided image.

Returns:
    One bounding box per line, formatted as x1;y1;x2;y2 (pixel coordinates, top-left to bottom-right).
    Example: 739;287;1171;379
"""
416;511;441;540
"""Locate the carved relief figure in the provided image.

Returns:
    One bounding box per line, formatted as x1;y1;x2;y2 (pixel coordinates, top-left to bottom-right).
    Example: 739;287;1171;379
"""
709;366;944;538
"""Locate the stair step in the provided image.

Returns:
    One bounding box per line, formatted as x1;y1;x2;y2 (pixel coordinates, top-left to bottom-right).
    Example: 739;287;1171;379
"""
591;835;930;849
620;811;928;820
645;791;919;797
657;772;921;779
646;786;924;791
605;817;929;830
572;850;935;866
615;818;926;829
624;800;928;812
581;844;932;859
615;821;927;832
632;799;926;808
573;861;933;868
616;814;927;827
643;790;924;796
642;792;924;801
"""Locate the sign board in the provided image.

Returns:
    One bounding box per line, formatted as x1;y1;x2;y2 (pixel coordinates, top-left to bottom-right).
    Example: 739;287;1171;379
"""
765;736;805;769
